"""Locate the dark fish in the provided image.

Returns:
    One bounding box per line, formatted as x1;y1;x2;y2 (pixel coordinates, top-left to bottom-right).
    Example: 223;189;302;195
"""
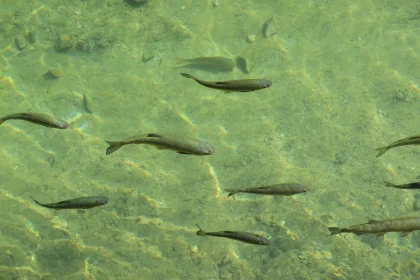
225;184;310;197
32;196;108;210
105;133;215;155
196;224;270;245
177;56;235;72
328;216;420;236
375;135;420;157
384;181;420;189
0;113;68;129
180;73;272;93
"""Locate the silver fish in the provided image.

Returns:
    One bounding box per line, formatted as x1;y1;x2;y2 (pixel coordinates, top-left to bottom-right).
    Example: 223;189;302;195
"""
32;196;108;210
0;112;68;129
196;224;270;245
329;216;420;236
105;133;215;155
384;181;420;189
225;184;310;197
180;73;272;93
375;135;420;157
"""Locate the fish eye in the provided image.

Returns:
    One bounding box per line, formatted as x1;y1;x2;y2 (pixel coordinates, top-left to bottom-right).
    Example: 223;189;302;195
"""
59;121;69;128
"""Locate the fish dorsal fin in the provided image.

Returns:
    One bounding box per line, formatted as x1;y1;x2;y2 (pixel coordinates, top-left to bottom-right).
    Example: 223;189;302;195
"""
147;133;163;138
216;81;230;85
383;181;394;187
368;220;381;224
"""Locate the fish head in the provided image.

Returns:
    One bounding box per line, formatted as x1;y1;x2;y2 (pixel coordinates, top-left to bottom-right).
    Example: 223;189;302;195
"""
198;142;215;155
97;196;109;205
56;119;69;129
261;238;270;245
259;79;272;89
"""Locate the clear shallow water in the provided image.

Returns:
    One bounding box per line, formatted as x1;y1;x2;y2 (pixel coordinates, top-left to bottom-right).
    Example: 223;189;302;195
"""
1;0;420;279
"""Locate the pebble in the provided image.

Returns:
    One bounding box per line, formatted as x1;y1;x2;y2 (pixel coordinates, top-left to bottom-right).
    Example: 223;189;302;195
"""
263;17;278;38
54;34;73;52
15;34;27;50
76;40;93;52
246;34;256;43
47;67;63;78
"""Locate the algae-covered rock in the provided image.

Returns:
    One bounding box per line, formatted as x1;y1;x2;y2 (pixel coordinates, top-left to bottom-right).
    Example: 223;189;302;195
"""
54;34;73;52
15;34;27;50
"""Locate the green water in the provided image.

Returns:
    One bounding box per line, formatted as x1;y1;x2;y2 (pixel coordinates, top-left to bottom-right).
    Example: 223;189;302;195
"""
1;0;420;279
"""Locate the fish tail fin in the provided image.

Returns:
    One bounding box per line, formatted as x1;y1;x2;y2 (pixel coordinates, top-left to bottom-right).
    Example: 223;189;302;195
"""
225;189;239;197
105;141;122;155
375;146;388;158
384;181;395;188
328;227;342;235
176;57;185;64
31;197;42;206
196;224;207;236
180;73;196;80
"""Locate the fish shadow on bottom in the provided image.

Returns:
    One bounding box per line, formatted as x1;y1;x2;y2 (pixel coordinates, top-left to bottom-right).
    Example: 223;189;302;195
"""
174;63;234;74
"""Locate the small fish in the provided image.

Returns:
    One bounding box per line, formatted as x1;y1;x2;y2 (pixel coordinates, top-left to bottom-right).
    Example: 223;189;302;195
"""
384;181;420;189
328;216;420;236
225;184;310;197
0;112;68;129
32;196;108;210
105;133;215;155
176;56;235;72
196;224;270;245
180;73;272;93
375;135;420;157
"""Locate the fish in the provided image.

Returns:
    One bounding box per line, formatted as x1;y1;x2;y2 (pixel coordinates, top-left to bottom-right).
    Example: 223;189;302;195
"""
105;133;215;155
180;73;272;93
375;135;420;157
0;112;68;129
225;184;310;197
384;181;420;189
176;56;235;72
195;224;270;245
32;196;108;210
328;216;420;236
